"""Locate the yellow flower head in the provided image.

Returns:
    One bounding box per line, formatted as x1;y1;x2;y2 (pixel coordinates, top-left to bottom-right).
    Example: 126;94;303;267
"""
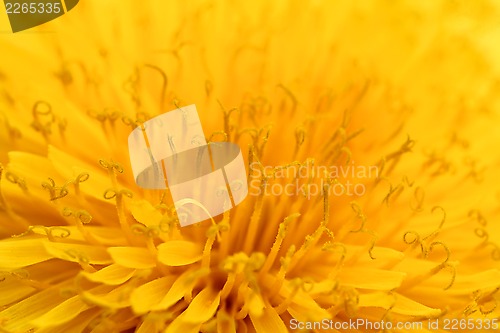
1;1;500;332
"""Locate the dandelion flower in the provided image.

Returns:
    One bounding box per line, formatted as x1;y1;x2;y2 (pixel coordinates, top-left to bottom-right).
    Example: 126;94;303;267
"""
1;1;500;332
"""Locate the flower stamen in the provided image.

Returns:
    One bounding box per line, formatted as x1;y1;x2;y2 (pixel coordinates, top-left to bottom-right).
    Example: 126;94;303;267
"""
5;171;28;192
410;186;425;212
41;177;68;202
259;213;300;278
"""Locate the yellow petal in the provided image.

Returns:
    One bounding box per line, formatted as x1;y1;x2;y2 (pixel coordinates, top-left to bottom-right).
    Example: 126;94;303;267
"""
31;296;89;328
80;285;131;310
287;291;331;322
0;238;53;268
308;279;337;295
107;247;156;269
278;278;331;322
358;292;395;309
81;264;137;285
164;319;201;333
0;275;36;306
247;288;265;317
43;241;112;265
153;269;210;310
181;287;220;324
392;295;441;317
0;284;70;332
129;199;163;228
152;269;205;311
47;145;112;203
358;246;405;268
130;276;176;314
157;240;203;266
165;288;220;333
217;310;237;333
29;226;85;242
338;267;406;290
36;308;100;333
440;269;500;294
359;292;441;317
249;304;288;333
136;318;160;333
29;226;128;246
83;227;129;246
